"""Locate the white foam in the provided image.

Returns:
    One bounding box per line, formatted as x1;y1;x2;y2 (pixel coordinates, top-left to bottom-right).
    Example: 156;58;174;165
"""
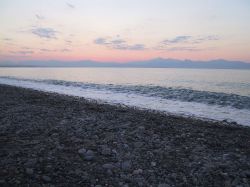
1;77;250;126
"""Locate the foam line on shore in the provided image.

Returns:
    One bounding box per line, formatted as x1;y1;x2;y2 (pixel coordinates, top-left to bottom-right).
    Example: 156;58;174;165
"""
0;77;250;126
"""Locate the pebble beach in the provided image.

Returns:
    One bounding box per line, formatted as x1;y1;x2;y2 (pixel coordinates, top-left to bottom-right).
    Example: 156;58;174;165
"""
0;84;250;186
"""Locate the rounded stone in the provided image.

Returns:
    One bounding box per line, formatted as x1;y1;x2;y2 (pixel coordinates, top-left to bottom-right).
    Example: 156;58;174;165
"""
121;160;132;171
103;163;116;170
158;184;170;187
25;168;34;175
133;169;143;175
78;148;86;155
42;175;51;182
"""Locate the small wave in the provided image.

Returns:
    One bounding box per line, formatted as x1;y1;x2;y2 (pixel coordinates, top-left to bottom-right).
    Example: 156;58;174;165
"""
2;76;249;110
0;76;250;126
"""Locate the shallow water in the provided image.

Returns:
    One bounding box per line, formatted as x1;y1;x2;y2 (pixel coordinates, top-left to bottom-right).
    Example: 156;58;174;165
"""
0;68;250;126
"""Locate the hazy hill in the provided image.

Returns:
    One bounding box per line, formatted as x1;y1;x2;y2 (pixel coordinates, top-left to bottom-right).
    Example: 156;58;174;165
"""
1;58;250;69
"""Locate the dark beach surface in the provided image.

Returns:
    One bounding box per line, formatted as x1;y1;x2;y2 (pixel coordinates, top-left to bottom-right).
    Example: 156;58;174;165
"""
0;84;250;187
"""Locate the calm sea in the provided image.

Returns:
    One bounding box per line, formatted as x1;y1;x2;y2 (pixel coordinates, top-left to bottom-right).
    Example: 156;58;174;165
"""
0;68;250;126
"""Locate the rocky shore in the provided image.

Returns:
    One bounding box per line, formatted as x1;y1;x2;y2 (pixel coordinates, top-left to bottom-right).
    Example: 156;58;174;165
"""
0;84;250;186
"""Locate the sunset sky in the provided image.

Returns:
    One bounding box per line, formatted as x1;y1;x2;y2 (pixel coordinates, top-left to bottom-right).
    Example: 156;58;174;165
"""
1;0;250;63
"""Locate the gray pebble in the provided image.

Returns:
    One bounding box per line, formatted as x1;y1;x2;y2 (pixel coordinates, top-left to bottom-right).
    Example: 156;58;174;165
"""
103;163;116;170
42;175;51;182
25;168;34;175
151;161;157;167
133;169;143;175
134;141;144;148
121;160;132;171
107;169;113;176
85;150;94;156
158;184;170;187
84;155;94;161
84;150;95;161
24;158;37;167
102;148;111;156
78;148;86;155
78;148;95;161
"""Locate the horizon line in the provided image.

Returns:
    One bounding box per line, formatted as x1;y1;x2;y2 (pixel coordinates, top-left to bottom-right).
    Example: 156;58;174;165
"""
1;57;250;64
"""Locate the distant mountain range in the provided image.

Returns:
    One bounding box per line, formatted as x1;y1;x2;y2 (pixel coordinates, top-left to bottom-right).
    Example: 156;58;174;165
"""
1;58;250;69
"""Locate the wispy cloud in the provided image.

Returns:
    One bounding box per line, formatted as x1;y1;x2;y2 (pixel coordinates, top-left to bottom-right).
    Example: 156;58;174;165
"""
191;35;220;44
157;35;220;51
31;27;58;39
162;36;192;45
2;38;12;41
161;35;219;45
22;47;32;50
94;37;146;51
65;40;73;45
66;2;75;9
113;44;145;50
61;48;71;52
40;48;56;52
94;38;109;45
110;39;126;45
39;48;71;53
166;47;201;51
9;50;34;55
35;14;45;20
